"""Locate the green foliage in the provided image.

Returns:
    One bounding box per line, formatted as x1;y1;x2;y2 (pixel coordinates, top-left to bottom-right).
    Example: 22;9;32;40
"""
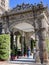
0;34;10;60
31;39;36;52
46;38;49;53
24;43;27;55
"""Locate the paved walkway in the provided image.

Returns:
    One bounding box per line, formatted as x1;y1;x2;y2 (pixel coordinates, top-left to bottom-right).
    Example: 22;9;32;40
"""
0;61;49;65
0;61;16;65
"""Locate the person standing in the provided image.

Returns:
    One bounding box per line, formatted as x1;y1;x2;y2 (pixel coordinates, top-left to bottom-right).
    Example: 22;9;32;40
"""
27;46;31;57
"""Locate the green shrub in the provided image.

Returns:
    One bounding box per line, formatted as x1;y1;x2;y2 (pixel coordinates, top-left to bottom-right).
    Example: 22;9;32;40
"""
0;34;10;60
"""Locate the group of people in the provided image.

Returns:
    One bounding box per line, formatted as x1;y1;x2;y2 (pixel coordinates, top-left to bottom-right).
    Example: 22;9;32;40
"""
11;45;44;64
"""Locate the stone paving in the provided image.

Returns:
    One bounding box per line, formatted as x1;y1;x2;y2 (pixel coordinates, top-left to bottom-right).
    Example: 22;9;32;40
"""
0;61;49;65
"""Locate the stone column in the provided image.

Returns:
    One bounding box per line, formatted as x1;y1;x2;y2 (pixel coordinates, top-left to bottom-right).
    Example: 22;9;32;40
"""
34;13;48;63
17;35;21;50
15;35;17;55
13;35;16;45
35;31;40;62
33;18;40;62
37;13;48;63
21;32;25;56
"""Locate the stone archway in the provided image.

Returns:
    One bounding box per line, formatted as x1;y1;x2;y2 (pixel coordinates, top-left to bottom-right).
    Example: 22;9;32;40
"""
1;3;48;63
9;11;48;62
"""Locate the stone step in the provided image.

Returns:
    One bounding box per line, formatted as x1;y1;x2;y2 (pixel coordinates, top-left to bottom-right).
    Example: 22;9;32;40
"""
9;61;49;65
8;61;48;65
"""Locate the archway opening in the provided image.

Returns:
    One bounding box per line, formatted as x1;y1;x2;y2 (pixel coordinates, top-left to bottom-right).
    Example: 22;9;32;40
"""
10;22;35;61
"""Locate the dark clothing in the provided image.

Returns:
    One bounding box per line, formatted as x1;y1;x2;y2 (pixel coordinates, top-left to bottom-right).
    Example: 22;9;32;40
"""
17;49;21;56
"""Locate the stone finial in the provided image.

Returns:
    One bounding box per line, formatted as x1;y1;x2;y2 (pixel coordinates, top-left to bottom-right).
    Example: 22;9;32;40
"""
15;3;33;10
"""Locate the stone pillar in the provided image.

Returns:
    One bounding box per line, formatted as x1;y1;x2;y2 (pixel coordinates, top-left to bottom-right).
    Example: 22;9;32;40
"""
13;35;16;46
17;35;21;50
34;12;48;63
37;13;48;63
33;18;40;62
15;35;17;56
21;32;25;56
35;31;40;62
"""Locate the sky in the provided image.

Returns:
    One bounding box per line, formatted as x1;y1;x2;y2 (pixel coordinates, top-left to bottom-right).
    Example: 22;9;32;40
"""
9;0;49;8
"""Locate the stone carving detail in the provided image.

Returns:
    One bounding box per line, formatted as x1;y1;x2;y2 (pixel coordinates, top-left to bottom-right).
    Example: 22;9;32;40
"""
12;3;32;11
9;12;33;25
10;1;46;13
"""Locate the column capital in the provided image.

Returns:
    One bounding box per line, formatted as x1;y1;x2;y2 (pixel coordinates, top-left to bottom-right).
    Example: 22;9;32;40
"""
22;31;25;37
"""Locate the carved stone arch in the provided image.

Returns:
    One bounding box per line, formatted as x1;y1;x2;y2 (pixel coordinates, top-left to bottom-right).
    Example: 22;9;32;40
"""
9;18;34;31
25;19;33;25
